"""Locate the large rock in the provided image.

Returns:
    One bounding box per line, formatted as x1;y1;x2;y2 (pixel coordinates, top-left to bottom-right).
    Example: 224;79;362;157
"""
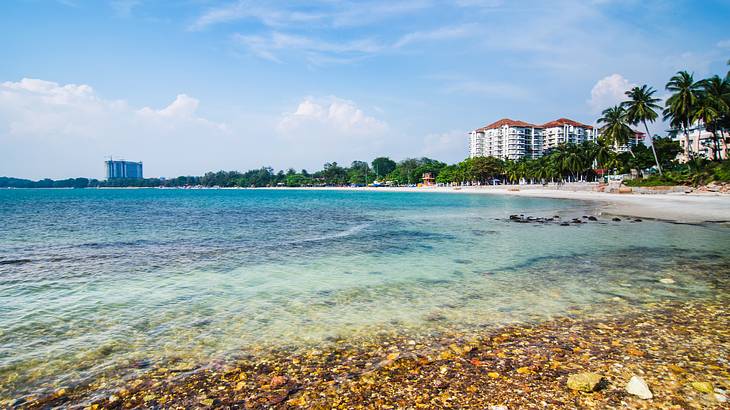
626;375;653;399
567;372;604;392
691;381;713;394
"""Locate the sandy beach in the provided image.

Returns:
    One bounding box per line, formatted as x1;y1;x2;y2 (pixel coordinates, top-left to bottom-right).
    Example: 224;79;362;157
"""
272;185;730;224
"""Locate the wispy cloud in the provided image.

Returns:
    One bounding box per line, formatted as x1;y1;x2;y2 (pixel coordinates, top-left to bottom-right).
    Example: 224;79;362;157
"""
231;23;480;64
110;0;142;17
232;32;384;63
190;0;432;31
190;2;325;31
393;25;474;48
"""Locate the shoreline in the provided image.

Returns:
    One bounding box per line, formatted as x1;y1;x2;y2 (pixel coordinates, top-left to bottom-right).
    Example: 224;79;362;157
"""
263;185;730;224
5;185;729;224
23;298;729;409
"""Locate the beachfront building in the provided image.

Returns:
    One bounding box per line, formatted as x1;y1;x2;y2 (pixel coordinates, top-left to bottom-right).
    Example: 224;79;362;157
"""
469;119;544;160
469;117;596;160
670;124;729;161
105;159;143;179
610;130;647;154
541;118;597;152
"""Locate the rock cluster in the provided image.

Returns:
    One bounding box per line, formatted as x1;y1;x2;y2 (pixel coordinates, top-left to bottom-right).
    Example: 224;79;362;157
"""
18;299;729;410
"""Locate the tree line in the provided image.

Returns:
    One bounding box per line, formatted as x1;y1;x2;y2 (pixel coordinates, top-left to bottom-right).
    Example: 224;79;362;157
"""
0;139;684;189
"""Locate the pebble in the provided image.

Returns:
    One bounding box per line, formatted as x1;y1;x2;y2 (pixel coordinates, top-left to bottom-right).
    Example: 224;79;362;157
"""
567;372;604;392
691;381;713;393
625;375;652;399
659;278;675;284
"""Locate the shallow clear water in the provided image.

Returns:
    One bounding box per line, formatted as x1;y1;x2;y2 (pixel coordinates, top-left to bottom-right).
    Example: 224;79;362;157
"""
0;188;728;399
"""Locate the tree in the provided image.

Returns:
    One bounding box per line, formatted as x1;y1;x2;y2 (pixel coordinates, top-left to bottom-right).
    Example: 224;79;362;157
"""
622;85;663;173
465;156;503;183
323;162;347;185
697;75;730;160
371;157;396;179
664;71;701;159
598;105;636;157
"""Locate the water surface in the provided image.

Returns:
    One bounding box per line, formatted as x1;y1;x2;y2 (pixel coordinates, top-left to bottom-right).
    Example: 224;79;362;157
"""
1;188;728;400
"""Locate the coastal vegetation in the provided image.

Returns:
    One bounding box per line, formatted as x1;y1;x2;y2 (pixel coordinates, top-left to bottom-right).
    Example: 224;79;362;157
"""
0;139;690;188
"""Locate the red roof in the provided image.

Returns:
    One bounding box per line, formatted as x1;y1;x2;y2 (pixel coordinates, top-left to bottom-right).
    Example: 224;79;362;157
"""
476;118;537;131
541;118;593;130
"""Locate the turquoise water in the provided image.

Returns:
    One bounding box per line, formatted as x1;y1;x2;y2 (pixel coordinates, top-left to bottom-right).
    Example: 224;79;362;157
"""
0;188;728;400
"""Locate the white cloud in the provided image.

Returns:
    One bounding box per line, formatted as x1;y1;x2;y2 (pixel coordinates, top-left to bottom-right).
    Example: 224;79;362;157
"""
278;96;386;136
110;0;141;17
190;2;325;31
232;24;477;64
454;0;503;7
587;74;634;114
394;26;473;48
233;32;382;63
190;0;432;31
717;39;730;48
0;78;228;178
0;78;401;179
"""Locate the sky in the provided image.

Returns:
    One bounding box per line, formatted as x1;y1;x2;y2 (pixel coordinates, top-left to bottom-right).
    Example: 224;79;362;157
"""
1;0;729;179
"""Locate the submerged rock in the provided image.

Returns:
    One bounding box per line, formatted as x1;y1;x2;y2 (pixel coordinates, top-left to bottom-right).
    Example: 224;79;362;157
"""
588;216;598;221
659;278;675;284
612;217;621;222
567;372;604;392
626;375;652;399
691;381;714;394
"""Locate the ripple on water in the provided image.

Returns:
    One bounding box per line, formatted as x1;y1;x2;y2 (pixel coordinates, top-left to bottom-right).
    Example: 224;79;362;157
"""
0;189;728;401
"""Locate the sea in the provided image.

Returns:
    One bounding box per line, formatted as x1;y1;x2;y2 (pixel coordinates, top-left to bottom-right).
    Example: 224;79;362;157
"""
0;188;728;400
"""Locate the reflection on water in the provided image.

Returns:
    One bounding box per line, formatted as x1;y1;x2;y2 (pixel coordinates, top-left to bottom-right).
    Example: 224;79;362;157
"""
0;189;728;400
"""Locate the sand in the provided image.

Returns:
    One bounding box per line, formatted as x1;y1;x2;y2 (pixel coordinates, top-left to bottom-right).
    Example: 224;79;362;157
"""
274;185;730;224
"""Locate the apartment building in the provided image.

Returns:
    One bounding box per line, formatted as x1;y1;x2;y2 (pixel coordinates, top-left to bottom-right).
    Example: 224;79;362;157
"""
541;118;597;151
469;117;595;160
671;125;729;161
469;119;543;160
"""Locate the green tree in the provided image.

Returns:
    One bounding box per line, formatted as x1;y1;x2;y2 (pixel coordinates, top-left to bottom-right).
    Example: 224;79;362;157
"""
622;85;663;173
598;105;635;157
697;75;730;160
465;156;503;183
323;162;348;185
371;157;396;179
664;71;701;159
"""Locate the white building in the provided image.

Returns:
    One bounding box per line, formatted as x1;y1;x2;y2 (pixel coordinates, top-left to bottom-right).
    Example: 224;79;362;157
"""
611;130;647;154
469;119;543;160
541;118;597;151
469;118;596;160
671;124;729;161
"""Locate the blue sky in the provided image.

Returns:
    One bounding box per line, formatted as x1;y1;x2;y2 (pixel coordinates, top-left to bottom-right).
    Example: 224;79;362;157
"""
1;0;729;179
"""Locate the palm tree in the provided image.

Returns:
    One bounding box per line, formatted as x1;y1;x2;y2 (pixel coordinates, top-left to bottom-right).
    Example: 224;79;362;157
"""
622;85;663;174
598;105;635;157
503;160;520;184
664;71;701;159
697;75;730;160
593;138;614;170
